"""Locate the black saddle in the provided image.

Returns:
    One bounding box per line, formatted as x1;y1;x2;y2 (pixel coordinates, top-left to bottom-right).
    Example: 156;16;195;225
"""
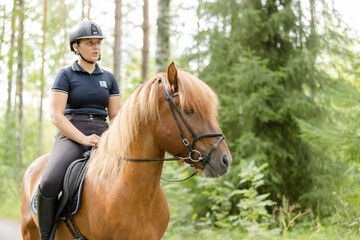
31;149;92;239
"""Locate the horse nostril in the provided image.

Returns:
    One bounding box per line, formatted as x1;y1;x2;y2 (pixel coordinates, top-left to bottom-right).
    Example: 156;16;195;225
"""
222;155;229;167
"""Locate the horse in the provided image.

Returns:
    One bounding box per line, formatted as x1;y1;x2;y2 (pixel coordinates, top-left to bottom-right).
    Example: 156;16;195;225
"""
21;62;232;239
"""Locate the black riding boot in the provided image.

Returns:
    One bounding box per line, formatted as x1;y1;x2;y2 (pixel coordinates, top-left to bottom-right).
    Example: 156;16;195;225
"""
37;187;57;240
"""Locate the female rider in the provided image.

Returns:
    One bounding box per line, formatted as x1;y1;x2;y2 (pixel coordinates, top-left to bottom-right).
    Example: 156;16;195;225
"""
36;20;120;240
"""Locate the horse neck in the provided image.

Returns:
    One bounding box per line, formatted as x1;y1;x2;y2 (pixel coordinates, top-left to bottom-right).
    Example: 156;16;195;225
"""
103;128;165;201
124;132;165;184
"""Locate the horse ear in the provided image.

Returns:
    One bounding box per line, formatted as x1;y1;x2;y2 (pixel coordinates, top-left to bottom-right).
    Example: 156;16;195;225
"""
166;62;178;91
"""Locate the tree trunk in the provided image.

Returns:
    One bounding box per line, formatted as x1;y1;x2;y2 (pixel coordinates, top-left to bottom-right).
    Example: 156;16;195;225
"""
0;6;6;59
308;0;317;93
196;0;201;76
82;0;85;20
113;0;122;92
59;0;67;65
16;0;25;168
39;0;48;155
6;0;17;122
141;0;149;82
3;0;18;165
88;0;91;19
155;0;170;73
82;0;91;20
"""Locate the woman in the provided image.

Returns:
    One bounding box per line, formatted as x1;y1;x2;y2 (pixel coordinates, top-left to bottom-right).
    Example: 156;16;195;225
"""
36;20;120;240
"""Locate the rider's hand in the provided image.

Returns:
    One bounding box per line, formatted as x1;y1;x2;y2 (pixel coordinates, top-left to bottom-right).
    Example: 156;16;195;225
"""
80;134;101;147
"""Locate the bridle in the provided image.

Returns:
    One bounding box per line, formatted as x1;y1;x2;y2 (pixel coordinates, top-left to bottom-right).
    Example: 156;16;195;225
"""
124;77;224;182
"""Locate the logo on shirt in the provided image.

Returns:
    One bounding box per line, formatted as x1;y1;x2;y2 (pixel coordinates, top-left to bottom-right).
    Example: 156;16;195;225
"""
99;81;108;88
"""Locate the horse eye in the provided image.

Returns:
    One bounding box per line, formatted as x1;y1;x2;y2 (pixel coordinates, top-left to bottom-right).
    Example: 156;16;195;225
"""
184;109;194;115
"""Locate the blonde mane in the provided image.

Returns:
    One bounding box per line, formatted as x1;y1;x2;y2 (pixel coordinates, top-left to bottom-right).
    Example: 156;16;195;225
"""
87;70;220;180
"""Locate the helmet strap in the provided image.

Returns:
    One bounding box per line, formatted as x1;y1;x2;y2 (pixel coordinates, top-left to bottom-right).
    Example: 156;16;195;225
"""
74;41;101;64
79;52;96;64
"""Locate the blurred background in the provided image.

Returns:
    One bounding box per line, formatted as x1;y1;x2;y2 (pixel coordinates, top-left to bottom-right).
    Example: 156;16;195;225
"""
1;0;360;239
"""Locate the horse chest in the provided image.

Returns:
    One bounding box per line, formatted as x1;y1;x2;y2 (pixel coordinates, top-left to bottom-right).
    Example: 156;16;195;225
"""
79;186;169;239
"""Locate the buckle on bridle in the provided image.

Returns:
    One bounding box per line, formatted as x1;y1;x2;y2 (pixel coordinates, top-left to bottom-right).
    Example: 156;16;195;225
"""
183;139;190;146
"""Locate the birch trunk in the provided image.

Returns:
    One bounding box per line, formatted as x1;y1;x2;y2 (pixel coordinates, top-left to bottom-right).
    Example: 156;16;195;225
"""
113;0;122;92
141;0;149;82
16;0;25;168
39;0;48;155
6;0;17;121
155;0;170;73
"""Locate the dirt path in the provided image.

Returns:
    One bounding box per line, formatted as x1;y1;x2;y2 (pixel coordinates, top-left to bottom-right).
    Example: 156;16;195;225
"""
0;218;22;240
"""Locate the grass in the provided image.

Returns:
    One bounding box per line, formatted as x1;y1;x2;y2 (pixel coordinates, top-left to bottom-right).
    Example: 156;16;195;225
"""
162;224;360;240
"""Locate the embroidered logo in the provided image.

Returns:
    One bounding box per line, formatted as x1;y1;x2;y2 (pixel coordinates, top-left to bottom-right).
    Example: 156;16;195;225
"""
99;81;108;88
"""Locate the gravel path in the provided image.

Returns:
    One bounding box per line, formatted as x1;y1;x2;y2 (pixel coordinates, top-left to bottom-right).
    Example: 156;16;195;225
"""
0;218;22;240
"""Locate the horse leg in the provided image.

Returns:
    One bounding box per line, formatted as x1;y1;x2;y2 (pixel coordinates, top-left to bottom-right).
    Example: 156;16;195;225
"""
21;188;40;240
21;217;40;240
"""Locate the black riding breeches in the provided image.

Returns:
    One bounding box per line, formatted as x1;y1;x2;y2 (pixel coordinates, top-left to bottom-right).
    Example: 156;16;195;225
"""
39;114;108;198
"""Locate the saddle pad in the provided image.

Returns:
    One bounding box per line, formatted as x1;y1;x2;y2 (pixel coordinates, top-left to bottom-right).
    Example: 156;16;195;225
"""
31;190;81;216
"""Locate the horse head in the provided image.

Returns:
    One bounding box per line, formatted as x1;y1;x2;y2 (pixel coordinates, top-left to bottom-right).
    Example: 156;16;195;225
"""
154;62;232;178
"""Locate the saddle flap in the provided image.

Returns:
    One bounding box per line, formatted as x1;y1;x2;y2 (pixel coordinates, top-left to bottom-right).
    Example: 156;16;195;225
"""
58;156;89;219
31;150;92;220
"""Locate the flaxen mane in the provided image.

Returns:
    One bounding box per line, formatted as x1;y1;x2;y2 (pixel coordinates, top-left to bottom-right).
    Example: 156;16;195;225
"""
87;70;220;180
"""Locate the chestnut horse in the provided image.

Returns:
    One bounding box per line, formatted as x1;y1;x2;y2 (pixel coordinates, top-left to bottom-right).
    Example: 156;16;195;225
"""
21;62;232;239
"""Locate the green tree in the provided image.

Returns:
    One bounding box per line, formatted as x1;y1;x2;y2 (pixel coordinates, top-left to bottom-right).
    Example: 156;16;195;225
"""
187;0;328;209
297;2;360;218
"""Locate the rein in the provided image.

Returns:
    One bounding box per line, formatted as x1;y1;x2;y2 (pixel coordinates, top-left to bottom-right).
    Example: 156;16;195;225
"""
123;77;224;182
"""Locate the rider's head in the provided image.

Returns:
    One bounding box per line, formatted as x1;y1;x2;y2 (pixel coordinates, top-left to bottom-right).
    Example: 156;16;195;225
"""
69;20;105;64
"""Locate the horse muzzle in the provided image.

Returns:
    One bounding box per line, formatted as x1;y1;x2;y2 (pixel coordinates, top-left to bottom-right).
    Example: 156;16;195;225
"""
199;151;232;178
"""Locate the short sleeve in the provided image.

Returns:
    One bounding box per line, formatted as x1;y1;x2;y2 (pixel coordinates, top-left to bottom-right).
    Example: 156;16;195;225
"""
109;74;120;96
51;68;70;94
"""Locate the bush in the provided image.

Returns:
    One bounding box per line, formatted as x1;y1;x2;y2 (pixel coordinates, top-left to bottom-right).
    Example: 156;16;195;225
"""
162;159;279;238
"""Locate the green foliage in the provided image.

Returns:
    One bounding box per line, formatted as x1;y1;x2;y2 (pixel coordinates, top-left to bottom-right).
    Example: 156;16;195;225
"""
162;159;278;238
0;116;17;166
295;1;360;218
188;0;324;210
0;164;22;219
197;161;276;235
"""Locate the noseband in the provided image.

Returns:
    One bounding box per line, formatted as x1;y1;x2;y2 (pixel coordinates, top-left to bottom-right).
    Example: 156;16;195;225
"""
124;77;224;182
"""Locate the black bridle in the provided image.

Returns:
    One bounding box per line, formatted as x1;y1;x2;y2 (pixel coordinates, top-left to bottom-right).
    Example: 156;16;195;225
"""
124;77;224;182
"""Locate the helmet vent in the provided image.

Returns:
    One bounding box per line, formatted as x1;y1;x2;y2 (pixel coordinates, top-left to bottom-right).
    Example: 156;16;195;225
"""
91;24;99;35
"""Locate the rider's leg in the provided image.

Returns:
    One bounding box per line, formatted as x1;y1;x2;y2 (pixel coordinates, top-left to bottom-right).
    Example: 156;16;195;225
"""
37;133;89;240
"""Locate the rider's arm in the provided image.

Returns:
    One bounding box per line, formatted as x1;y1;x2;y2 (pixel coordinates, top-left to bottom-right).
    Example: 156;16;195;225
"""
50;91;100;147
107;95;121;123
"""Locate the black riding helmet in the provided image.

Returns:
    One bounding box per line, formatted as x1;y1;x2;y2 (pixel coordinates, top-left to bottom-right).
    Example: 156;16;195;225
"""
69;21;104;64
69;20;105;52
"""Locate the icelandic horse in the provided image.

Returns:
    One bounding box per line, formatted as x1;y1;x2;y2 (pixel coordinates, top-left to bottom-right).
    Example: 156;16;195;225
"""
21;62;232;239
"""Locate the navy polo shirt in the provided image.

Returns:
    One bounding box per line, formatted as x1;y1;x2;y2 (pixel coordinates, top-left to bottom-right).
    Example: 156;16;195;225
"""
51;61;119;119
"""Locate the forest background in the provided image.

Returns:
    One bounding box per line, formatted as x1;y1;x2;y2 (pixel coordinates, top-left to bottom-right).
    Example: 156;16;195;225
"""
1;0;360;239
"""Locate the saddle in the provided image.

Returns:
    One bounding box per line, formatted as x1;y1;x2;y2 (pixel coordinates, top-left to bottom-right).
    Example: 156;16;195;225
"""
31;149;92;239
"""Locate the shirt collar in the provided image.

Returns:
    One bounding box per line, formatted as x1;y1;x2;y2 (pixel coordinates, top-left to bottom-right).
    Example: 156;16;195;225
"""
71;61;104;75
